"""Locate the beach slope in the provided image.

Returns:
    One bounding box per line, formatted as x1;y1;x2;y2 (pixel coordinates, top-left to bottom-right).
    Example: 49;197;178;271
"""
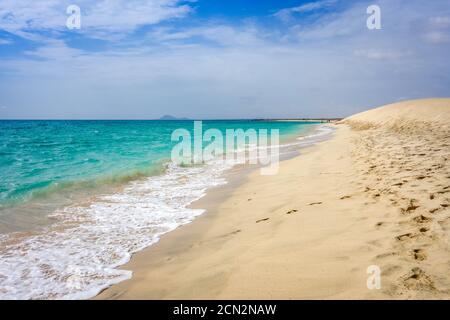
97;98;450;300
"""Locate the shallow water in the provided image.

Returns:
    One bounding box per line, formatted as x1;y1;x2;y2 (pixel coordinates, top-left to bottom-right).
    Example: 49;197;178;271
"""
0;120;330;299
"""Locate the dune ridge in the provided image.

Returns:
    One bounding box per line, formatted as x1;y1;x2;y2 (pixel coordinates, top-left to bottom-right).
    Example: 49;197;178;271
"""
343;98;450;132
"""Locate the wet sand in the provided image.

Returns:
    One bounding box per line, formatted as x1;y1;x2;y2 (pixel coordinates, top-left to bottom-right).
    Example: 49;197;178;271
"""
97;98;450;299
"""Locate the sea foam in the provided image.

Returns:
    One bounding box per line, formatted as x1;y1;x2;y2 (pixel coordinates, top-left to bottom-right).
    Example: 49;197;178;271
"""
0;160;232;299
0;124;333;300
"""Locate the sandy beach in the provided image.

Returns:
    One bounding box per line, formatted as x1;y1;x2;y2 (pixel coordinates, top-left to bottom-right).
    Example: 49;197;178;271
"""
97;98;450;300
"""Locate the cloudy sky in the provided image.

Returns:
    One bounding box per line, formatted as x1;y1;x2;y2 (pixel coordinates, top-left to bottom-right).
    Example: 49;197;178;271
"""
0;0;449;119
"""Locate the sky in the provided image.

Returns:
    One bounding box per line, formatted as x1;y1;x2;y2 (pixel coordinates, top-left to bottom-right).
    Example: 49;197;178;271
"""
0;0;449;119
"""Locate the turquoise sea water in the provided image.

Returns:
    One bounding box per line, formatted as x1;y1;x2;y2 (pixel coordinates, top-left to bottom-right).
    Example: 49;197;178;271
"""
0;120;328;299
0;120;314;211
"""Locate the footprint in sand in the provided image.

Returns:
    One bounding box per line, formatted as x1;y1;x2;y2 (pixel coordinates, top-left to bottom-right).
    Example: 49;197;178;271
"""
401;267;436;291
400;200;420;214
413;249;427;261
308;202;322;206
412;215;432;224
218;229;242;239
419;227;429;233
396;233;417;241
286;209;298;215
256;218;269;223
376;251;398;259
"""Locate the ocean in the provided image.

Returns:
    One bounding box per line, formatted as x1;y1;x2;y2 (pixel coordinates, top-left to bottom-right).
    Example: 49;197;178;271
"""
0;120;331;299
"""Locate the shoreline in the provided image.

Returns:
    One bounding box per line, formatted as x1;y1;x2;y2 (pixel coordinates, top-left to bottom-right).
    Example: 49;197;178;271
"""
97;99;450;299
96;125;345;299
94;124;332;299
0;121;324;300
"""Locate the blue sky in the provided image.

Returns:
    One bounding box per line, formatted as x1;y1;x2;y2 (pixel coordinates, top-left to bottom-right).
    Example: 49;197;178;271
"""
0;0;449;119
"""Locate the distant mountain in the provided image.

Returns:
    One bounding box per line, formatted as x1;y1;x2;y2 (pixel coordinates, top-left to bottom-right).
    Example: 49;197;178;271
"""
159;115;190;120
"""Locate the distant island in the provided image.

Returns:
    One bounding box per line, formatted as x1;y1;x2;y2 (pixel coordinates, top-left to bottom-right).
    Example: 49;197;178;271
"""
159;115;190;120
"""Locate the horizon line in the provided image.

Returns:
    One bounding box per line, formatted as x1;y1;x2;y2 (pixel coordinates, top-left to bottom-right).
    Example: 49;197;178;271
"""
0;118;343;121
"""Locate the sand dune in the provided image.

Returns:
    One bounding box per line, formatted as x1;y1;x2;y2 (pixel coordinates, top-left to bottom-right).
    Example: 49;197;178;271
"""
97;98;450;300
344;98;450;131
340;98;450;298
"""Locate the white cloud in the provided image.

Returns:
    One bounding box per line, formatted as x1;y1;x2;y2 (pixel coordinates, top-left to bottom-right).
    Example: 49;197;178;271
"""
423;16;450;43
0;38;11;44
422;31;450;44
274;0;338;22
0;0;194;40
428;16;450;29
82;0;192;33
353;49;408;60
1;0;449;119
24;39;84;59
147;24;265;47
